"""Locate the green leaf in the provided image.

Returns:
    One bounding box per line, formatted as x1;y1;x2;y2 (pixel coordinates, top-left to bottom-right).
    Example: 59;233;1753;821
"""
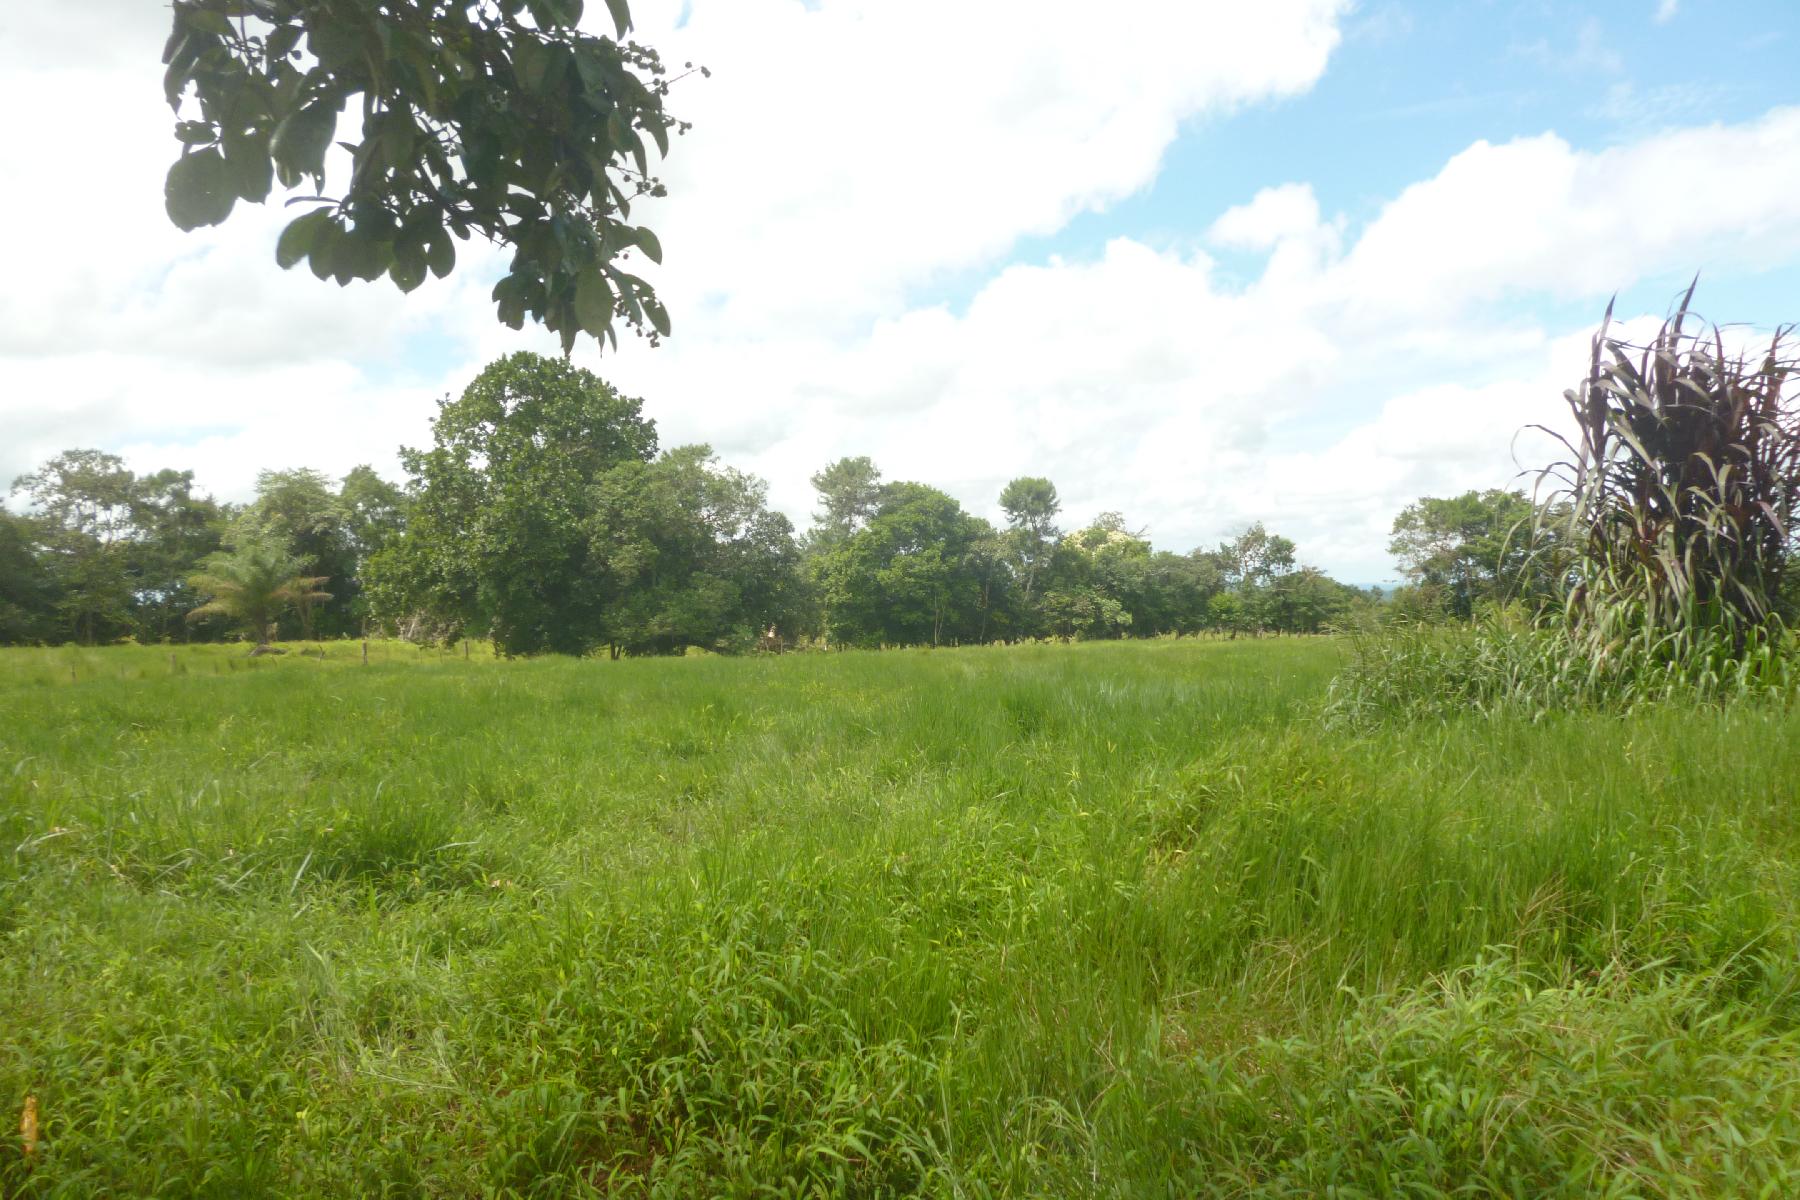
513;37;551;95
267;24;303;60
307;20;365;71
426;227;457;279
307;221;341;281
340;231;392;283
269;100;338;180
275;210;329;270
182;10;235;37
164;148;237;230
645;297;670;338
221;123;273;202
392;223;429;291
493;276;528;330
162;32;197;107
528;0;585;29
603;0;632;37
574;271;614;338
389;253;427;294
632;226;662;264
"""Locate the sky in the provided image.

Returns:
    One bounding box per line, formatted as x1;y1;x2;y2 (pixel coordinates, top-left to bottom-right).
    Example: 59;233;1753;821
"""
2;1;1798;583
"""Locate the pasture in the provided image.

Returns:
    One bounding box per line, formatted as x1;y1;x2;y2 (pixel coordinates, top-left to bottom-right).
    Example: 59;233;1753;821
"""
4;638;1800;1196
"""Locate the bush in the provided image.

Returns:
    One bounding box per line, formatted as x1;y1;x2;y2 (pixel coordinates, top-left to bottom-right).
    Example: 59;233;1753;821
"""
1335;287;1800;723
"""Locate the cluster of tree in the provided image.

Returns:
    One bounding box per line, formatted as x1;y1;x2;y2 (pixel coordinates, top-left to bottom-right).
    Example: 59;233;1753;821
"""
1384;488;1560;621
2;450;403;646
803;461;1371;648
4;352;1375;653
362;353;805;657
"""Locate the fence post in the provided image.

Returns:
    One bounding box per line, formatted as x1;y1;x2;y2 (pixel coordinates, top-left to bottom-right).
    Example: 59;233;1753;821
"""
362;639;369;665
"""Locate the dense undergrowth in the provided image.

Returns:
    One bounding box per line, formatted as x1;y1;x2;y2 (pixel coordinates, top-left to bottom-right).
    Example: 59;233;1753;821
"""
4;638;1800;1195
1335;293;1800;728
1325;609;1799;724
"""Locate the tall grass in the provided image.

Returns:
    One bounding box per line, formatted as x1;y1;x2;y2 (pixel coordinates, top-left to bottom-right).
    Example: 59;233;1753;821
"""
5;638;1800;1193
1546;284;1799;658
1335;287;1800;723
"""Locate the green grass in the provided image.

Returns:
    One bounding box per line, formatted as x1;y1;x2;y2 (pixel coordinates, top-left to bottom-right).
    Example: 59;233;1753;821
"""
4;637;1800;1196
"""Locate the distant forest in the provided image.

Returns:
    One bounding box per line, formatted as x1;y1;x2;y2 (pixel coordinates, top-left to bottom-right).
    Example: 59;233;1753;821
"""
1;352;1524;655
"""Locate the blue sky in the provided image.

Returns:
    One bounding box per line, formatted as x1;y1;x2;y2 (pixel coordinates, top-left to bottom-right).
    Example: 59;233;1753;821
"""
983;0;1796;319
3;0;1798;583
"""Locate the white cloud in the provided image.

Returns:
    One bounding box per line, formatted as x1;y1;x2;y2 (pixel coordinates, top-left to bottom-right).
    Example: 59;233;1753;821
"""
597;107;1800;579
1656;0;1680;25
4;3;1800;583
1209;184;1323;251
622;0;1348;335
1335;108;1800;316
0;0;1344;489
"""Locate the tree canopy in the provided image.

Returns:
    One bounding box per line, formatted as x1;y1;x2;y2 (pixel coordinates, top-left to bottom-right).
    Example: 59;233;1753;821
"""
162;0;689;351
188;539;330;646
1389;489;1540;618
2;360;1386;653
590;445;806;655
367;351;658;655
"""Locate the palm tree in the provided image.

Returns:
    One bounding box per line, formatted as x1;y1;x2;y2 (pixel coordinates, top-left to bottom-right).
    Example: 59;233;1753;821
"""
186;540;332;647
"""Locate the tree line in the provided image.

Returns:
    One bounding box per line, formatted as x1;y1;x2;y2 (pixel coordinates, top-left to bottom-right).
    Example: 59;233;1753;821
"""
5;352;1399;653
0;448;403;647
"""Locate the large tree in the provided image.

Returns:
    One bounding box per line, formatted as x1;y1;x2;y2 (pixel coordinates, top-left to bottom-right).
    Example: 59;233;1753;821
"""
807;457;885;550
161;0;687;351
9;450;139;644
339;465;408;561
0;510;60;645
1131;551;1223;638
588;445;805;656
368;351;657;655
816;483;991;648
234;468;359;636
998;476;1061;614
125;469;230;642
1039;513;1148;641
1389;489;1540;619
1261;568;1364;634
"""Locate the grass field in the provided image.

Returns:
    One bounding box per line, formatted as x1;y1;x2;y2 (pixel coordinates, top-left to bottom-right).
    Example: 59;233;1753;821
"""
5;637;1800;1196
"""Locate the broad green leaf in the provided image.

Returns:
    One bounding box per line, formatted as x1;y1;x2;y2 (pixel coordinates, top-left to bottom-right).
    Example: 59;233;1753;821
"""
340;231;392;283
307;19;364;71
426;227;456;279
528;0;585;28
389;253;427;293
221;123;273;201
269;100;337;179
604;0;631;37
275;210;328;269
574;271;614;338
164;148;236;230
513;37;551;95
633;226;662;264
307;221;340;281
267;24;303;59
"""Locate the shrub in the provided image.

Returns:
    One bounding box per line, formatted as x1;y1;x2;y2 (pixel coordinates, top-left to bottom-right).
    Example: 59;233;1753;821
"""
1334;286;1800;723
